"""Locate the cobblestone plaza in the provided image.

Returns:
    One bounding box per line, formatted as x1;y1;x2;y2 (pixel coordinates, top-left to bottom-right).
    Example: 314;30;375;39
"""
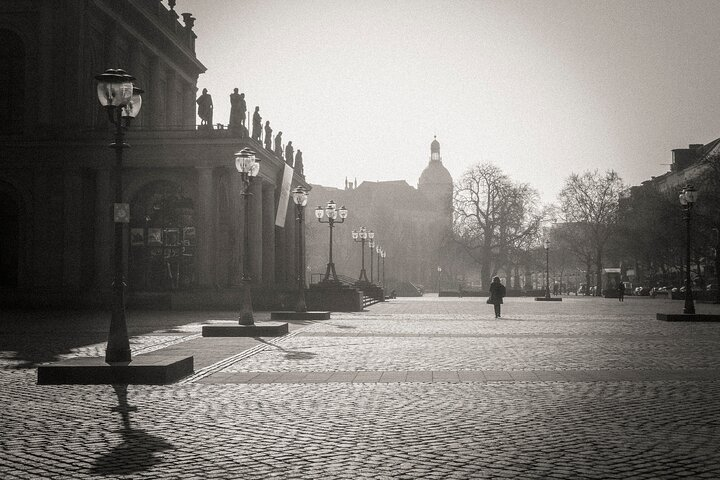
2;296;720;479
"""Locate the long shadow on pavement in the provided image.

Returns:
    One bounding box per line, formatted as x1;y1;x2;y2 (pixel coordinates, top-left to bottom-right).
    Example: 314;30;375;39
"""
90;384;174;477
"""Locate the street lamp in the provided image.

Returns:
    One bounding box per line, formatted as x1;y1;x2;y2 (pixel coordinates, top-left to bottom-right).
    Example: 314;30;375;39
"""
235;147;261;325
381;249;386;285
679;184;698;314
369;235;376;283
95;68;143;364
315;200;348;283
352;227;370;283
437;266;442;293
544;238;551;299
376;245;382;285
292;186;308;312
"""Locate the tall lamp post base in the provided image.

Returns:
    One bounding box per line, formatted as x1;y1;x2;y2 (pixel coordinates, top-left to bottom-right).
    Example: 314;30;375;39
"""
238;279;254;325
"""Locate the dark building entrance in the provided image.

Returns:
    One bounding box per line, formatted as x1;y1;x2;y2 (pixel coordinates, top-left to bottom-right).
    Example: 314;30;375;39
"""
0;190;19;288
129;181;196;291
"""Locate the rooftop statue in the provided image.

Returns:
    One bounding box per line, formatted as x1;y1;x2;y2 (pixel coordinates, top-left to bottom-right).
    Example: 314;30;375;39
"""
285;141;294;167
229;89;246;132
196;88;213;127
274;131;283;157
252;106;262;141
295;150;304;176
264;121;272;150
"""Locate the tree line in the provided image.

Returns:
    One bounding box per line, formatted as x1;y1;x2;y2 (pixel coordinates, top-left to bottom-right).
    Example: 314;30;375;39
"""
451;158;720;293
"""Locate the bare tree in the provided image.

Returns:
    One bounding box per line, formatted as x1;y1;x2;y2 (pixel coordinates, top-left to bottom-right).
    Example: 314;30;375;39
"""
453;163;542;289
558;170;625;295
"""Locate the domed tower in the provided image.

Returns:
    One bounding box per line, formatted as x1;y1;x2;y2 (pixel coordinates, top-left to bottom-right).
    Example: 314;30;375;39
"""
418;136;453;214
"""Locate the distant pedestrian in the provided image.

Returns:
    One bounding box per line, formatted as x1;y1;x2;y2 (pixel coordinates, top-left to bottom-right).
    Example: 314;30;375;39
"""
488;276;506;318
618;282;625;302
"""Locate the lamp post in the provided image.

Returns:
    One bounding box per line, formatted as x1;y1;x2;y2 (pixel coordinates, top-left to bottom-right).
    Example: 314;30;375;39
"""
381;249;386;285
352;227;370;283
315;200;348;283
544;238;551;299
369;236;375;283
235;147;261;325
679;185;698;314
437;266;442;293
95;68;143;364
376;245;382;285
292;186;308;312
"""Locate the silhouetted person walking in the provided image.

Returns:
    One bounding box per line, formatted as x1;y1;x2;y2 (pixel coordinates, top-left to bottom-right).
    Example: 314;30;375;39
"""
618;282;625;302
488;276;506;318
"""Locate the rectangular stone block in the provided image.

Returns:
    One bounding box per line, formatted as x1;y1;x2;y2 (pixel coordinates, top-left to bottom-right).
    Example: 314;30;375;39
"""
37;355;194;385
202;323;289;337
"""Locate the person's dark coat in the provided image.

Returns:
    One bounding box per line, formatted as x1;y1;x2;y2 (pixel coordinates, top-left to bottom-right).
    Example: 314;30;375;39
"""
489;282;506;304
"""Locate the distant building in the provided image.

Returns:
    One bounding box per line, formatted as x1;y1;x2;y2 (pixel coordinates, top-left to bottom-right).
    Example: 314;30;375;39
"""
306;137;453;290
638;139;720;193
0;1;309;308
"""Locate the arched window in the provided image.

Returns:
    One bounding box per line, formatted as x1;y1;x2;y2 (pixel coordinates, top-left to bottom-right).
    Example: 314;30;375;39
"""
0;30;25;134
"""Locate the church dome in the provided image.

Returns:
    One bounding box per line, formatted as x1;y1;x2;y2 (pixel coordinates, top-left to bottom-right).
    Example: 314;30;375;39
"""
418;136;452;188
418;160;452;187
431;137;440;154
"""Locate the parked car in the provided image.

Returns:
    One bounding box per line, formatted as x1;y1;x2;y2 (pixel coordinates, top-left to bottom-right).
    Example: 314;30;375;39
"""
634;286;650;296
650;286;670;298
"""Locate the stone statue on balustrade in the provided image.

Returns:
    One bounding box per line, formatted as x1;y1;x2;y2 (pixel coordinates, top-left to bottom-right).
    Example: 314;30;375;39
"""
285;141;294;167
251;106;262;141
295;150;304;176
264;121;272;150
196;88;213;127
229;89;246;133
274;131;283;157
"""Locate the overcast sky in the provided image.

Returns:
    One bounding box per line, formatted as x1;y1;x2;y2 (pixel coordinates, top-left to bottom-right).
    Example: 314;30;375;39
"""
178;0;720;203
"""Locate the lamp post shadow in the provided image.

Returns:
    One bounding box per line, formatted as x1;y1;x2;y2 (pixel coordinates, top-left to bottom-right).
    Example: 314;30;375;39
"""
90;384;174;476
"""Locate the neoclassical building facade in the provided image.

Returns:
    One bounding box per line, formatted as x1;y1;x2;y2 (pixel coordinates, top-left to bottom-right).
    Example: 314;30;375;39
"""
0;0;309;308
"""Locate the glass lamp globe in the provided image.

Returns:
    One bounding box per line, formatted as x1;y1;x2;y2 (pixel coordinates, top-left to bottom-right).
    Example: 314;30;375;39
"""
95;69;135;107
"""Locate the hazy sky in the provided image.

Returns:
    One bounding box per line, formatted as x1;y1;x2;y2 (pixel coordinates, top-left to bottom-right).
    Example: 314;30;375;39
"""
178;0;720;203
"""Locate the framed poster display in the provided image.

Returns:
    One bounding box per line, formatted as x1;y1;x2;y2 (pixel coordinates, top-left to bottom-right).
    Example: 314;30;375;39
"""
164;228;180;246
147;228;162;246
130;228;145;246
182;226;196;246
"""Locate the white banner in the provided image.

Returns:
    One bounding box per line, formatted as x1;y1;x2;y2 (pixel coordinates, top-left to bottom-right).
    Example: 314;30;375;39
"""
275;163;294;227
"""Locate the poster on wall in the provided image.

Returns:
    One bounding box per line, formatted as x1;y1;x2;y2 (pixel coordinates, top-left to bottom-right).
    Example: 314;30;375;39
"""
183;227;196;246
130;228;145;246
147;228;162;246
164;228;180;246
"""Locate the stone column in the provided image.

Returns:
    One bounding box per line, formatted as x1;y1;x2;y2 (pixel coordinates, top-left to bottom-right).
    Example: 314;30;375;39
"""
249;179;263;284
261;181;276;286
230;170;243;286
166;71;178;127
196;167;215;287
63;168;83;289
94;168;113;291
149;56;164;128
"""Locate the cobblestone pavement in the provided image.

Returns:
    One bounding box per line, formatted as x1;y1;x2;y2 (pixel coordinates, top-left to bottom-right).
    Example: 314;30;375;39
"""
2;296;720;479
